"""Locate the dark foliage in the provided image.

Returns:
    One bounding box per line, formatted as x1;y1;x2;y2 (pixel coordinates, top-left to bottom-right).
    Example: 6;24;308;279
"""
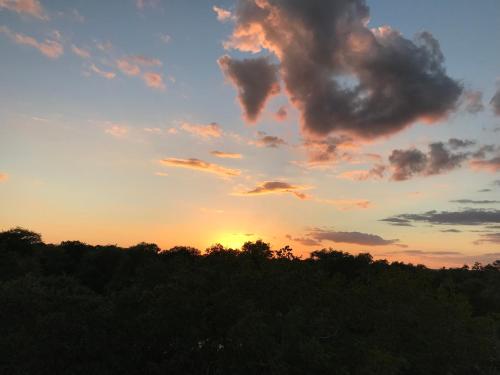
0;227;499;374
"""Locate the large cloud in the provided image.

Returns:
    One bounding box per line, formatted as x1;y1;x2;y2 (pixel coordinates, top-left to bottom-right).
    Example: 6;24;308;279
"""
218;55;280;122
389;141;470;180
382;209;500;226
160;158;241;177
219;0;462;139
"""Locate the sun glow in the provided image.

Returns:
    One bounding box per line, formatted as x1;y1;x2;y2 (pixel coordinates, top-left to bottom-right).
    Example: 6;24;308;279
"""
215;232;255;249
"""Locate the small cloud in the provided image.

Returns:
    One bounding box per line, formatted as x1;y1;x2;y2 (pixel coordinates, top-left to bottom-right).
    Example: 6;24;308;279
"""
0;0;47;20
252;131;286;148
319;199;372;210
167;127;178;134
71;44;90;59
491;87;500;116
474;232;500;245
274;105;288;121
89;63;116;79
308;228;400;246
143;72;165;90
211;150;242;159
144;127;162;134
160;158;241;177
236;181;311;200
154;172;168;176
450;199;500;205
0;172;9;182
0;26;63;59
462;90;484;114
135;0;159;10
337;165;386;181
213;5;233;22
96;40;113;52
181;122;223;138
159;33;171;44
105;124;128;137
117;58;141;76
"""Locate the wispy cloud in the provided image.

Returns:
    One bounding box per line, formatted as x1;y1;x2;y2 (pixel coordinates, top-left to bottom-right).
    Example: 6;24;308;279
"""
319;199;372;210
89;63;116;79
251;131;286;148
307;228;401;246
211;150;242;159
105;124;128;137
160;158;241;177
143;72;165;90
236;181;311;200
382;209;500;226
71;44;90;59
0;25;63;58
0;0;47;20
181;122;223;139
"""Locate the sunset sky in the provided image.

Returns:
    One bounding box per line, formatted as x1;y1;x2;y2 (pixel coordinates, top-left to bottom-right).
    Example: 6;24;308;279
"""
1;0;499;267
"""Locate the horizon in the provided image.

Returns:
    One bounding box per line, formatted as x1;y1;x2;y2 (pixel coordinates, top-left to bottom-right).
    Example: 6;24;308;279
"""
1;0;499;268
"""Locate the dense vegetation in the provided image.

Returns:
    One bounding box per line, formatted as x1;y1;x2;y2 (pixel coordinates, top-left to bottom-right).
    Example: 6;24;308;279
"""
1;227;499;374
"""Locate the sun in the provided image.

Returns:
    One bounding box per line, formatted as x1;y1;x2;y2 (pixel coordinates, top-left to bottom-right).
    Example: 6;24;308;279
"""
215;232;254;250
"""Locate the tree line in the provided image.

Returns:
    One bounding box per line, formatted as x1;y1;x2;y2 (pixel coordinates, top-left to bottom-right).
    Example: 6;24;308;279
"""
1;227;499;374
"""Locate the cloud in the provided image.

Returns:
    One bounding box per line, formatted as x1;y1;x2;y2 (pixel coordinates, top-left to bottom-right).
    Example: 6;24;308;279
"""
288;236;322;247
448;138;476;149
470;155;500;172
71;44;90;59
252;131;286;148
159;33;171;44
160;158;241;177
441;229;462;233
274;105;287;121
319;199;372;210
0;173;8;182
389;141;469;180
308;228;400;246
218;55;280;122
474;232;500;245
211;150;242;159
181;122;223;138
337;164;386;181
213;5;233;22
0;0;46;19
0;26;63;59
154;172;168;177
135;0;159;10
302;135;355;165
89;63;116;79
491;88;500;116
450;199;500;204
237;181;311;200
462;90;484;114
117;58;141;76
143;72;165;90
105;124;128;137
222;0;461;140
382;209;500;226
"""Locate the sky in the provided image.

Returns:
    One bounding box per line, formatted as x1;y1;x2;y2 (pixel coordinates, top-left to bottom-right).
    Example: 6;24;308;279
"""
0;0;499;268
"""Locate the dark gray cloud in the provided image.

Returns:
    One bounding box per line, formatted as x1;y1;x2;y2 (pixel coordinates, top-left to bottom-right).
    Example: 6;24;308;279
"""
222;0;462;139
382;209;500;226
253;131;286;148
218;55;280;122
389;141;470;180
309;229;400;246
388;148;428;181
441;229;462;233
303;135;352;164
448;138;476;149
491;88;500;116
450;199;500;204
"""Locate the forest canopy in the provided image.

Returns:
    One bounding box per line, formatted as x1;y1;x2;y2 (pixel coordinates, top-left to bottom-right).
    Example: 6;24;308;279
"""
1;227;499;374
